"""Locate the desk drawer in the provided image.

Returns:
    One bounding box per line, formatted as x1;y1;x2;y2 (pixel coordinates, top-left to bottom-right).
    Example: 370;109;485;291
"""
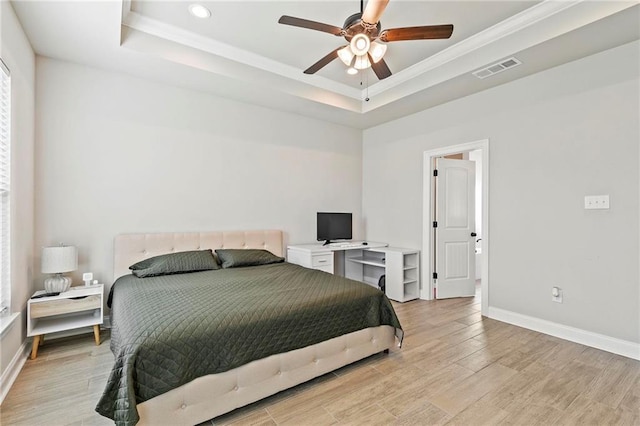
312;254;333;268
315;265;334;274
31;295;101;319
287;249;307;267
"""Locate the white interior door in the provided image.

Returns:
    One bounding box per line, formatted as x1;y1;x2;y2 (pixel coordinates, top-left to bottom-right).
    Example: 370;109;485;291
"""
435;158;476;299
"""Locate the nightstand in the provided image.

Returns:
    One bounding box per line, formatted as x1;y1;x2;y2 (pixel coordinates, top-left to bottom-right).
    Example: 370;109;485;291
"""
27;284;104;359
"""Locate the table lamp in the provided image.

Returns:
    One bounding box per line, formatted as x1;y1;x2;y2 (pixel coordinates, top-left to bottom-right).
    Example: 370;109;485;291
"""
41;245;78;294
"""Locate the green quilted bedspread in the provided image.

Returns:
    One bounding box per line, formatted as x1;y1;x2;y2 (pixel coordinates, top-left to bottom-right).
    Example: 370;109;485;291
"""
95;262;403;425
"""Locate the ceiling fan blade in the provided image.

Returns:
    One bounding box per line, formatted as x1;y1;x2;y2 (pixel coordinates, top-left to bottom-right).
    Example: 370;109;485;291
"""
362;0;389;25
304;48;341;74
379;24;454;42
368;53;392;80
278;16;343;36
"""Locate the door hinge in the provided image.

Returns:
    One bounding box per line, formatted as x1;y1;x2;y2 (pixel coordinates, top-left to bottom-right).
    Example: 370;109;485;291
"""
433;272;438;279
433;169;438;177
433;221;438;228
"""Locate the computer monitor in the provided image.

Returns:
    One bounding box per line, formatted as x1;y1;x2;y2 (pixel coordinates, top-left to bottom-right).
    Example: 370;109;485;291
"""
317;212;352;245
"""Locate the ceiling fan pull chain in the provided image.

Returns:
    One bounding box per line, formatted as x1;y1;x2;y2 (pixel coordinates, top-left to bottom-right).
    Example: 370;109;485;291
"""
365;69;370;102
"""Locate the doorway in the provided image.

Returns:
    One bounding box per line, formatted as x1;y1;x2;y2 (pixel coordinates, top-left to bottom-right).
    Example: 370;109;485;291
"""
421;140;489;316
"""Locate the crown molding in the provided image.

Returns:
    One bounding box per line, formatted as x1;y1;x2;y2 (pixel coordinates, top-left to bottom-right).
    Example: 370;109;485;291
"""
363;0;637;111
119;0;636;112
121;9;361;100
369;0;582;97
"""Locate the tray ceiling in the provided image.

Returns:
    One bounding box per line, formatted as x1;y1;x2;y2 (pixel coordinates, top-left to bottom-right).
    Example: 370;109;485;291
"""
10;1;640;128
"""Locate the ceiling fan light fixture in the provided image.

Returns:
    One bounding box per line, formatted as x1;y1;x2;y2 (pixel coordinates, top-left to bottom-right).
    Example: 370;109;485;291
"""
346;67;358;75
350;34;371;56
353;55;371;70
188;4;211;19
279;5;453;80
369;41;387;63
337;46;355;66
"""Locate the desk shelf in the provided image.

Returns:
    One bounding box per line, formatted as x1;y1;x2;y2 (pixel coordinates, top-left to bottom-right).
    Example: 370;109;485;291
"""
287;243;419;303
347;257;386;268
345;248;419;303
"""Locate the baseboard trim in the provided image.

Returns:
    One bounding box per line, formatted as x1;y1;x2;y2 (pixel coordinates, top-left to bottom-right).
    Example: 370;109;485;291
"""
0;340;30;404
488;307;640;361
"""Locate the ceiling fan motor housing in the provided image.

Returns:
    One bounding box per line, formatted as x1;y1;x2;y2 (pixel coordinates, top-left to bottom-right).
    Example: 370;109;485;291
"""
343;12;381;41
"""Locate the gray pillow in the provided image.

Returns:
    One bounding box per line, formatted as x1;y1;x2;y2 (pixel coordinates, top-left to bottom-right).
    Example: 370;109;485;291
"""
129;249;220;278
215;249;284;269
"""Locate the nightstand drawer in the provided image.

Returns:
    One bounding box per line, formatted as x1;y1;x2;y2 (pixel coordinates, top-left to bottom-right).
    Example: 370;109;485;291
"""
30;295;101;319
312;254;333;267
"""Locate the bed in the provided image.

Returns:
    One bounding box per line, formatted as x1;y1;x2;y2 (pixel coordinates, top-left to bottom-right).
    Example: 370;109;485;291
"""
96;230;402;425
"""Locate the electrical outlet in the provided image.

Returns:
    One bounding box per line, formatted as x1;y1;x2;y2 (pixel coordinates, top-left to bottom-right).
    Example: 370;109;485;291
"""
552;286;563;303
584;195;610;210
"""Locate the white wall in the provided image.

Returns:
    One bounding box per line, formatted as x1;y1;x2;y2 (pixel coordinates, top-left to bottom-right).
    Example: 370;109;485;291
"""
35;58;362;293
363;41;640;345
0;1;36;381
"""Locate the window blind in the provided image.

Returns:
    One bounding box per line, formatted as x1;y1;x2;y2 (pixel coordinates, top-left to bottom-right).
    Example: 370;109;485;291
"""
0;58;10;315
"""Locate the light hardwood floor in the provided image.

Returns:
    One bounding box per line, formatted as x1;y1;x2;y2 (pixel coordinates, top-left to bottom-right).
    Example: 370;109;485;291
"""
2;289;639;425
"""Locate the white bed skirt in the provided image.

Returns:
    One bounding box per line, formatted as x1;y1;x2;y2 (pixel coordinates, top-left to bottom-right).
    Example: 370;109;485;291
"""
137;325;395;425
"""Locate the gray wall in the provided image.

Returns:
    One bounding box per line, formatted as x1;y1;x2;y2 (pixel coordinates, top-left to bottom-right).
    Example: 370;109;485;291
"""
35;58;363;294
0;1;35;381
363;41;640;344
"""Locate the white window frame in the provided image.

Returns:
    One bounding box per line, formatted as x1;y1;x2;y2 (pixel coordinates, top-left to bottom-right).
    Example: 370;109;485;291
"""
0;58;11;316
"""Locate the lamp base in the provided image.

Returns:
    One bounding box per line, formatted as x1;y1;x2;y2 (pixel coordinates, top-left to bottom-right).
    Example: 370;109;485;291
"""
44;274;72;294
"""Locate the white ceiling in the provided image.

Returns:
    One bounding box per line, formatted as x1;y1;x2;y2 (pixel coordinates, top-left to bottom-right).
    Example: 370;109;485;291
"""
10;1;640;129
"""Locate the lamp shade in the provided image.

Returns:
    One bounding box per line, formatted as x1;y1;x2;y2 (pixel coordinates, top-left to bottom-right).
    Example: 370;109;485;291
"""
369;41;387;63
41;246;78;273
338;46;354;66
353;55;371;70
350;34;370;56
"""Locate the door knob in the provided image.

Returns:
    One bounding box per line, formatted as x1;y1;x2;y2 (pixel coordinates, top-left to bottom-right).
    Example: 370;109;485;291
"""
471;232;477;237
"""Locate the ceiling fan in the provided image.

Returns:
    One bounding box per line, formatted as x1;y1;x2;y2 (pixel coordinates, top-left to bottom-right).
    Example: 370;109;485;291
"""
278;0;454;80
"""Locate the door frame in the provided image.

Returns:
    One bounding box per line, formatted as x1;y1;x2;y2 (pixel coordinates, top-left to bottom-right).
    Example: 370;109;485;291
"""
422;139;490;316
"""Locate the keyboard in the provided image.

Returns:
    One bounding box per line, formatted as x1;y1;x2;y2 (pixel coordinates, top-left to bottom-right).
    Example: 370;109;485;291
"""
329;242;363;248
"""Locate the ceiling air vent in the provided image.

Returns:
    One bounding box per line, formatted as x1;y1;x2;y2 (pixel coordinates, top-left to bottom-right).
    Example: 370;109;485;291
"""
472;57;522;79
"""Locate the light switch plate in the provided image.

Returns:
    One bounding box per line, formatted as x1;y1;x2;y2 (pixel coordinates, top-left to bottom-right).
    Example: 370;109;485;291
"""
584;195;610;210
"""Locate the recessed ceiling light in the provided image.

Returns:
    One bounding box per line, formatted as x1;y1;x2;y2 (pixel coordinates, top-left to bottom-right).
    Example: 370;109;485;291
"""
188;4;211;19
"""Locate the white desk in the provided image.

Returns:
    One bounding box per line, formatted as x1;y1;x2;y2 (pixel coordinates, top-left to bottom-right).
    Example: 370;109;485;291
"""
287;242;388;274
287;242;420;302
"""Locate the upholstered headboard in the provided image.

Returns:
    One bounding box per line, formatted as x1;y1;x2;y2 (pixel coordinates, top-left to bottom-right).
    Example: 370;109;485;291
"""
113;230;283;280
